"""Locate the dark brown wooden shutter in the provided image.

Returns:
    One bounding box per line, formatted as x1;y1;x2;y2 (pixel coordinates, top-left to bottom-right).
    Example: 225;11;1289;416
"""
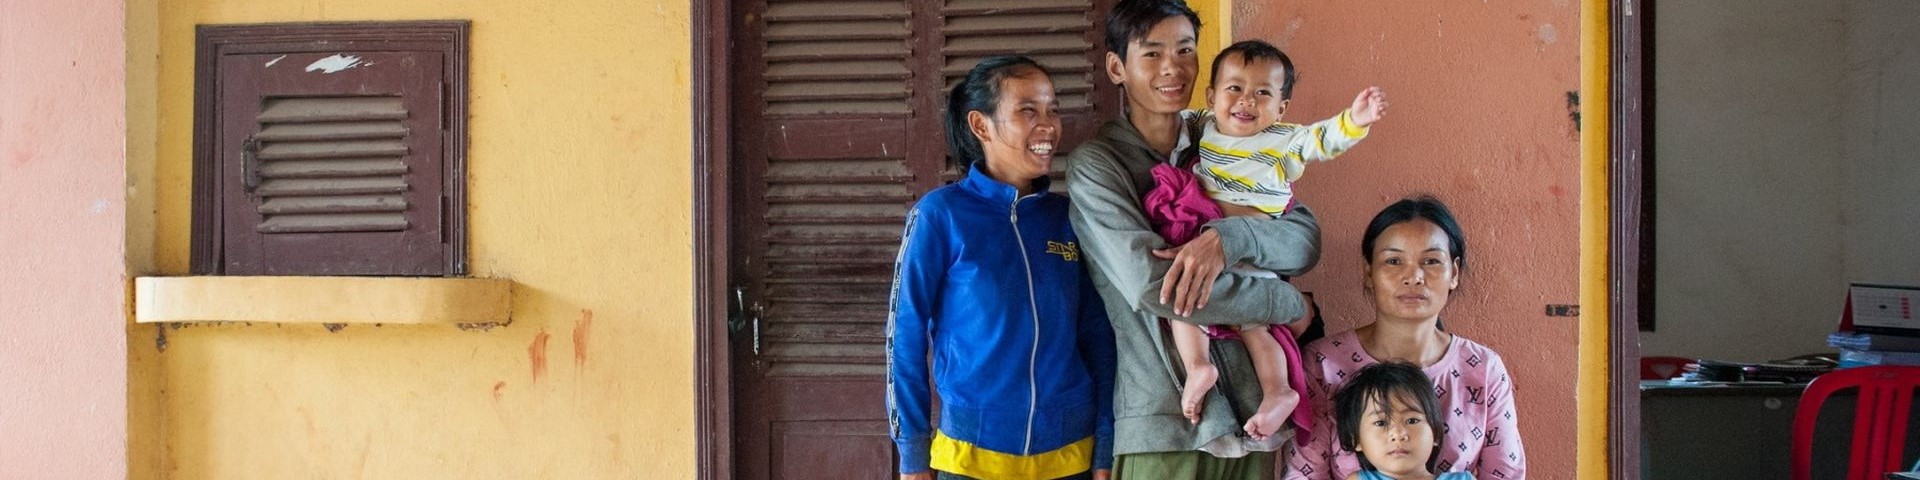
217;50;447;276
737;0;1117;377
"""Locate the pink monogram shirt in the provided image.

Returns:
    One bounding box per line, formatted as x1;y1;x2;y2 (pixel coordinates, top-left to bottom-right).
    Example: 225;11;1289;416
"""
1283;330;1527;479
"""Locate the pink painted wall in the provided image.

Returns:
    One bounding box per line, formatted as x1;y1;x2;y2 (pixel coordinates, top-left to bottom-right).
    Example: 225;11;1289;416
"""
0;0;130;478
1232;0;1582;476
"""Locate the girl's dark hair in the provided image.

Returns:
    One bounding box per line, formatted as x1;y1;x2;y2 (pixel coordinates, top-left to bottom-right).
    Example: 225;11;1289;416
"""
1333;361;1446;474
1209;40;1296;99
1104;0;1202;58
945;56;1047;172
1361;196;1468;272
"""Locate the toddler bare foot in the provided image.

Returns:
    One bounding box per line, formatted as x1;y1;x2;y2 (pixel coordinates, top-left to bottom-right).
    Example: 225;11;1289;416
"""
1179;363;1218;424
1242;388;1300;441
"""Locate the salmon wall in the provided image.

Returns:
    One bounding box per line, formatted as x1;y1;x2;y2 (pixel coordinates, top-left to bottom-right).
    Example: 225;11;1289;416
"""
1231;1;1584;476
0;0;131;478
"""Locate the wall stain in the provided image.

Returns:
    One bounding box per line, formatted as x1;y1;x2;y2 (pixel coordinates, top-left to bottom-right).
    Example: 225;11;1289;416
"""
573;309;594;367
529;330;551;382
154;326;168;352
323;323;346;333
492;381;506;401
1566;91;1581;132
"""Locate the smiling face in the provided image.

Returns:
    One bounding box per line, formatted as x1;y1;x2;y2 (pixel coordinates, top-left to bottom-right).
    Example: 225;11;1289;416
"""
1105;16;1198;117
1205;52;1291;136
970;67;1061;187
1364;220;1461;323
1355;392;1439;478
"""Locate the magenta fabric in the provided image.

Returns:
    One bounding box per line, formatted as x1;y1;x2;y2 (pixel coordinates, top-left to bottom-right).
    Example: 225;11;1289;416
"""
1143;159;1314;445
1143;162;1222;246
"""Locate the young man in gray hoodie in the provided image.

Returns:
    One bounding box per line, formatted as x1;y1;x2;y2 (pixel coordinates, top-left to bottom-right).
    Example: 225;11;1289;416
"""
1067;1;1319;477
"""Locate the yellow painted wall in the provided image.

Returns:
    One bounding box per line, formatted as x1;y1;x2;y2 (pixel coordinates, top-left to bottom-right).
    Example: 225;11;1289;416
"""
1187;0;1231;110
1577;0;1611;477
131;0;695;477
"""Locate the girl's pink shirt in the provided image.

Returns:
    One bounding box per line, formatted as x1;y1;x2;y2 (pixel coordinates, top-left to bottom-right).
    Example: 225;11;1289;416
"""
1283;330;1527;480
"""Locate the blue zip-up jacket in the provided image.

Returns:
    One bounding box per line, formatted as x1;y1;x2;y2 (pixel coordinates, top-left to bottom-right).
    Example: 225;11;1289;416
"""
887;168;1117;475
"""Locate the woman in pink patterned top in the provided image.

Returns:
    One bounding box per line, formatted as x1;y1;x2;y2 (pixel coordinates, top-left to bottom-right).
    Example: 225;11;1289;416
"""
1284;197;1526;480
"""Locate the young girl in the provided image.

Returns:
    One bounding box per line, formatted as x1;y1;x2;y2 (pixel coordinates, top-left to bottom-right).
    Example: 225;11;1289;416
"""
1332;362;1474;480
1144;39;1387;441
887;56;1116;480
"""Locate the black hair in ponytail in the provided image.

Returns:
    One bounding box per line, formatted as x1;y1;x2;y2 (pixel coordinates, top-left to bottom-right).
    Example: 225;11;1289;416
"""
945;56;1047;173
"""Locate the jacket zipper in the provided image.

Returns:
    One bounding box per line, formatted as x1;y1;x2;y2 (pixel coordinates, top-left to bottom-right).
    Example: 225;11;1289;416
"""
1009;193;1042;455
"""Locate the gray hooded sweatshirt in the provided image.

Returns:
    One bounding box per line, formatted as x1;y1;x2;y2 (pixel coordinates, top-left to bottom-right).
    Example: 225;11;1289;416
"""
1066;118;1321;459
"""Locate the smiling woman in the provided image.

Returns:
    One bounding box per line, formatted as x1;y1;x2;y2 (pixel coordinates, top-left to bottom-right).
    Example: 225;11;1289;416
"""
1284;197;1528;480
888;56;1116;480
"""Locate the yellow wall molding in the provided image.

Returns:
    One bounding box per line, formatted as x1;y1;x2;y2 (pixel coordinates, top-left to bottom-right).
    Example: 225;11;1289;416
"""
135;276;511;324
1577;0;1612;477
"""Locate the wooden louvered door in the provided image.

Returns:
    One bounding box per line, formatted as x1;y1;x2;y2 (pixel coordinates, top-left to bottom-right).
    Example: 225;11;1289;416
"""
728;0;1116;477
217;51;446;276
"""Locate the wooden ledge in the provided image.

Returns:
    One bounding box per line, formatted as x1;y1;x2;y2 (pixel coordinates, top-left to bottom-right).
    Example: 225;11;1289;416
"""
135;276;511;324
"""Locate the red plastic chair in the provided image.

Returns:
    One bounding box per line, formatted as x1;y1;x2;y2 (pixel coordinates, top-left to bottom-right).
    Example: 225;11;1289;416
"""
1791;366;1920;480
1640;355;1692;380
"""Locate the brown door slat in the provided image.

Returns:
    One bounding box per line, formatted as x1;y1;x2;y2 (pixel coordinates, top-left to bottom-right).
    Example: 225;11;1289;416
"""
766;20;908;42
764;1;909;21
256;139;410;160
762;304;889;323
257;213;409;234
765;363;890;377
942;53;1093;76
254;177;409;197
765;244;899;262
762;322;887;343
765;41;908;62
942;34;1088;56
258;195;409;215
259;158;409;178
942;13;1090;36
255;121;407;142
943;0;1087;15
765;82;910;102
765;61;911;82
256;96;406;123
760;342;886;361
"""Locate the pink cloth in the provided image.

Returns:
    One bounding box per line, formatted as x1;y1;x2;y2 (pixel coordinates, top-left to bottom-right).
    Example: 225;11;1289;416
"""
1283;331;1528;480
1142;160;1314;444
1143;162;1222;246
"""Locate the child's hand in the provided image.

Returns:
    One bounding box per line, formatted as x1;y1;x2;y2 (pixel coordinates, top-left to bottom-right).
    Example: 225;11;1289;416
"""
1349;86;1388;126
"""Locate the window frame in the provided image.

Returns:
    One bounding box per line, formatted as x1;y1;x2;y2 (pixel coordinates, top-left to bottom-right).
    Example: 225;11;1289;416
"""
191;21;470;276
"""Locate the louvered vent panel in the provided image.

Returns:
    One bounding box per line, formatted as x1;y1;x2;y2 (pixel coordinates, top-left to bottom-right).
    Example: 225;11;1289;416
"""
763;1;913;116
942;0;1096;110
759;156;909;376
253;96;411;234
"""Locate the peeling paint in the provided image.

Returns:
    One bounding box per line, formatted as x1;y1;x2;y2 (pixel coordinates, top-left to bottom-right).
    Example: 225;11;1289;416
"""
304;54;364;74
323;323;346;333
264;54;286;67
456;322;501;332
528;330;550;382
573;309;593;367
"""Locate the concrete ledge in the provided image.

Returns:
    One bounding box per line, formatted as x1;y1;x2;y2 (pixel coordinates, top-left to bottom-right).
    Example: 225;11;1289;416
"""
135;276;512;324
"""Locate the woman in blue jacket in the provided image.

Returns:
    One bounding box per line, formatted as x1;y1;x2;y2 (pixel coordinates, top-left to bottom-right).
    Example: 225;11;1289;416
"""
888;56;1117;480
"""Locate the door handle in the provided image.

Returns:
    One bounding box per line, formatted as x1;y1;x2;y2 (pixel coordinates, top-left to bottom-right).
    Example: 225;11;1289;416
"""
730;286;764;356
241;135;263;193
